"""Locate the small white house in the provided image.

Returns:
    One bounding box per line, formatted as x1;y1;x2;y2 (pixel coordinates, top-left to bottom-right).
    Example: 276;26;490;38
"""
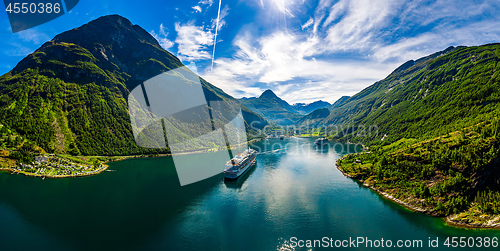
35;156;49;163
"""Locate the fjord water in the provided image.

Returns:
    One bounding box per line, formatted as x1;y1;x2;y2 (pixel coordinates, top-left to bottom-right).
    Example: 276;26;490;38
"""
0;138;498;250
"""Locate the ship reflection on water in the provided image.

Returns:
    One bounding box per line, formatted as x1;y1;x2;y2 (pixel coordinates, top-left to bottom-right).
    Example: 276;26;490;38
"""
223;162;257;189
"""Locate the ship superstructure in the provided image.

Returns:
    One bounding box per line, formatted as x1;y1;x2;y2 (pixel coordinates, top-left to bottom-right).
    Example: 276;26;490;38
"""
224;149;257;179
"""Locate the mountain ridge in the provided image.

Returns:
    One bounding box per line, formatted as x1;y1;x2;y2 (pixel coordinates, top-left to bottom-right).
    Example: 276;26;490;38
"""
295;108;330;125
0;14;267;156
332;43;500;224
239;89;302;125
329;96;350;110
292;100;331;115
239;89;334;124
323;44;500;144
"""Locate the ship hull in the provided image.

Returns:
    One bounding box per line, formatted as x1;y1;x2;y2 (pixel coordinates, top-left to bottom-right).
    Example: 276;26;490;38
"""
224;155;257;180
315;138;329;145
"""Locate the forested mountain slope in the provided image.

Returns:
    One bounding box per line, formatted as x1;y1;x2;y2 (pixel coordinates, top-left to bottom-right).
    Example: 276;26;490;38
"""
0;15;266;156
239;89;302;125
295;108;330;126
328;96;350;110
324;44;500;145
335;43;500;226
292;100;331;115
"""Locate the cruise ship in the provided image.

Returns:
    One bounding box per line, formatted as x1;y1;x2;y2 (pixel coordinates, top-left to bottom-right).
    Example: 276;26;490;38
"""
315;138;329;145
224;149;257;179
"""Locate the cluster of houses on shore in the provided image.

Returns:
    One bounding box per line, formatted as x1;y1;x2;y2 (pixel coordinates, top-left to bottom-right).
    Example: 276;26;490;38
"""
15;155;105;177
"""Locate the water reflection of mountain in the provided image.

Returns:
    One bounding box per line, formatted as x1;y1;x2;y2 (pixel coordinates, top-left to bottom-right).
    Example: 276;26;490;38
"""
0;156;223;251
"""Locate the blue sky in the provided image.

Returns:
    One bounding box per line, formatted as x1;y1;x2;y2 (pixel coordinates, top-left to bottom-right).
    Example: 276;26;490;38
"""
1;0;500;104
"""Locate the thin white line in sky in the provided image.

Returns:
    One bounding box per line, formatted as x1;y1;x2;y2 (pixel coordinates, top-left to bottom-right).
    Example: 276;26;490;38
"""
283;0;287;32
211;0;222;72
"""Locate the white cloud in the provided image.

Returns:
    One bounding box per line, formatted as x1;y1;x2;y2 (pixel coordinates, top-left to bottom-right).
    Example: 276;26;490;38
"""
211;5;230;31
202;30;397;103
372;33;437;62
397;0;498;28
201;0;500;104
175;22;214;62
269;0;296;17
301;17;314;30
192;6;202;13
16;28;50;44
198;0;214;7
319;0;399;52
5;43;34;57
310;0;500;63
150;24;174;50
372;17;500;62
3;28;50;58
185;62;199;74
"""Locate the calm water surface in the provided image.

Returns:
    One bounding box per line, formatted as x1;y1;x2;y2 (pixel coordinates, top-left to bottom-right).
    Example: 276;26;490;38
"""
0;138;498;250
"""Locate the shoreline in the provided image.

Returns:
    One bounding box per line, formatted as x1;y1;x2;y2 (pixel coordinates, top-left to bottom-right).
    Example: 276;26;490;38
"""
0;165;108;179
1;138;264;179
445;215;500;229
102;138;264;165
334;160;437;216
335;156;500;230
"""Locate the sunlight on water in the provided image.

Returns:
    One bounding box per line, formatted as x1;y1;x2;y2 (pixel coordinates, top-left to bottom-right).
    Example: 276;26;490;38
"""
0;138;498;250
276;237;296;251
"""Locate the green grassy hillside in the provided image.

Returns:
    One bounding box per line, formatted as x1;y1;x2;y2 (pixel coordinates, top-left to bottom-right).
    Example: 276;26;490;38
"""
328;96;350;110
334;43;500;227
337;119;500;226
292;100;331;115
0;15;267;158
295;108;330;126
325;44;500;145
240;89;302;125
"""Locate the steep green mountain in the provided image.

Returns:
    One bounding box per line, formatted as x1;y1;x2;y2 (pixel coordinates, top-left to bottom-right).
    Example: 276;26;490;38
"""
239;89;302;125
0;123;45;166
322;45;500;144
328;96;350;110
337;119;500;225
295;108;330;126
0;15;267;157
240;97;257;101
292;100;331;115
334;43;500;226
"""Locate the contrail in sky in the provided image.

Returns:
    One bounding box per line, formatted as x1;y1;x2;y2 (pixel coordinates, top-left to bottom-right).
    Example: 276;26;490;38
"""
211;0;222;72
